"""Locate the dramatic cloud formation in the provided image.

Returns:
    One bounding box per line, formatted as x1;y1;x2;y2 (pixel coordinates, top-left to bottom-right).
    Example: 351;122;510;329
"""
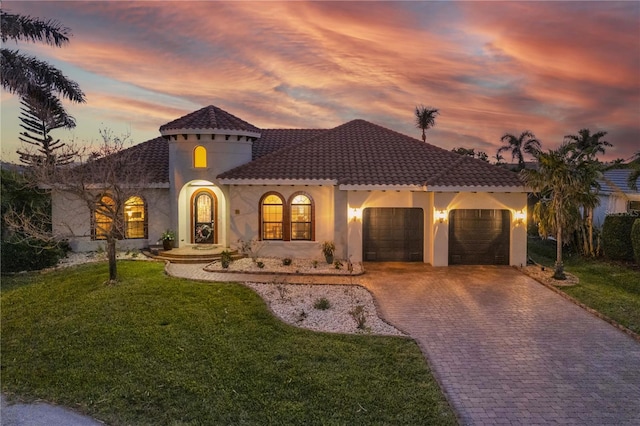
1;1;638;163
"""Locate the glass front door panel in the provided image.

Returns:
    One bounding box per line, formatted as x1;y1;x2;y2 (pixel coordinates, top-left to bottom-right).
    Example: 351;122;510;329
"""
194;192;214;244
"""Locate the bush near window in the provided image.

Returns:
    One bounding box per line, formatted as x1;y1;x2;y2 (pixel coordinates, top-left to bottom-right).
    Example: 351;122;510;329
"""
602;214;638;261
632;219;640;265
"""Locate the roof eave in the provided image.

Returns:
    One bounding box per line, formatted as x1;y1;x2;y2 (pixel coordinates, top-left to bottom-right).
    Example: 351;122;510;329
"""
427;185;530;193
218;178;337;186
160;128;261;138
339;184;427;191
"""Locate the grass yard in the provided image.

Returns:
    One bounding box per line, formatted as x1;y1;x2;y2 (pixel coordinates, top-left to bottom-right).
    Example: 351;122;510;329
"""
1;261;456;425
528;237;640;334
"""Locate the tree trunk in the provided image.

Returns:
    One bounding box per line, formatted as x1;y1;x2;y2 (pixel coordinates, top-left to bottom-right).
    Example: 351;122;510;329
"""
554;212;566;280
587;207;594;257
107;236;117;283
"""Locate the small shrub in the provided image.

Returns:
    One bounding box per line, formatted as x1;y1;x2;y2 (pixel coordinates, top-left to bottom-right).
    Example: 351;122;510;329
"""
349;305;367;329
256;261;265;269
273;279;289;301
602;214;638;261
312;260;318;268
632;219;640;265
0;239;68;273
313;297;331;310
296;309;307;323
236;238;264;263
282;257;292;266
220;250;233;268
334;260;343;269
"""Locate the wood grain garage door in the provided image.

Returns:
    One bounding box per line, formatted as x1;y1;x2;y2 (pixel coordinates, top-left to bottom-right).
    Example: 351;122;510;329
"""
363;208;423;261
449;209;510;265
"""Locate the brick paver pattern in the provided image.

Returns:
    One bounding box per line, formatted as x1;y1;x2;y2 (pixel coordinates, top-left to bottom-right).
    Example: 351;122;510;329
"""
362;264;640;426
168;262;640;425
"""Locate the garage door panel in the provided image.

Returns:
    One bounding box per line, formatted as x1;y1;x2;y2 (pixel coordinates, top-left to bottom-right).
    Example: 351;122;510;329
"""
363;208;424;262
449;209;510;265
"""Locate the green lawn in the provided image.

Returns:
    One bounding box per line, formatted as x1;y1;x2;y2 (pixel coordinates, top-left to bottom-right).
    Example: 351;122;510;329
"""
528;237;640;334
1;261;456;425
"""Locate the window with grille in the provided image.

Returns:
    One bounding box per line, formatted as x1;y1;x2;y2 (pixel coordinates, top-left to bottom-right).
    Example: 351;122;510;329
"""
262;194;283;240
290;194;312;240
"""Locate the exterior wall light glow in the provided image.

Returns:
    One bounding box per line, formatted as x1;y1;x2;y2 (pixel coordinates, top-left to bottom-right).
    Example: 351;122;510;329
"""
514;210;526;224
435;209;447;223
349;207;362;222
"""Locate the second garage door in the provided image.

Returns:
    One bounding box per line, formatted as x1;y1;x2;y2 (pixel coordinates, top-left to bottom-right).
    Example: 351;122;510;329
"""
363;208;423;261
449;209;510;265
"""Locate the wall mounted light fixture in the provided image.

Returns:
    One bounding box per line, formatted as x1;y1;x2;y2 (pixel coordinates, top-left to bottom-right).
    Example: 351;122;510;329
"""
514;210;526;224
435;209;447;223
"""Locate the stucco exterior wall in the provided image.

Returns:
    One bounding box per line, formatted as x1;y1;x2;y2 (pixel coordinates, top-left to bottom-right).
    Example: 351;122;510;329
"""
52;188;171;252
169;134;253;245
432;191;528;266
227;184;336;259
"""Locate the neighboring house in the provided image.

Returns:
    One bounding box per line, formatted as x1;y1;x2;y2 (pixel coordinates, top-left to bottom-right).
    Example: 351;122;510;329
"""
52;105;529;266
593;169;640;228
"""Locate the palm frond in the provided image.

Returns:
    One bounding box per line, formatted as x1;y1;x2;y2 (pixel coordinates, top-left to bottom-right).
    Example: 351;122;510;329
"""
1;11;70;46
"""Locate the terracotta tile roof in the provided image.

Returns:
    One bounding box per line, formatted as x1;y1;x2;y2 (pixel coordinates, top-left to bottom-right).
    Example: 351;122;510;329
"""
79;136;170;184
253;129;327;159
159;105;260;133
219;119;524;188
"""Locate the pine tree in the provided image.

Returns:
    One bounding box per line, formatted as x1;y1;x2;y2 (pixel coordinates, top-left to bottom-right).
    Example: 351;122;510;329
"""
17;95;77;168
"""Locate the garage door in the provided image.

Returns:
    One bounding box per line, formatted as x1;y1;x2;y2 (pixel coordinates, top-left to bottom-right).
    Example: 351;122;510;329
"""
363;208;423;261
449;209;510;265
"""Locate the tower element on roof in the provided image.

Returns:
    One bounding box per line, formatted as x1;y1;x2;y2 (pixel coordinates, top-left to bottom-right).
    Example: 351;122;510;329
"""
160;105;261;141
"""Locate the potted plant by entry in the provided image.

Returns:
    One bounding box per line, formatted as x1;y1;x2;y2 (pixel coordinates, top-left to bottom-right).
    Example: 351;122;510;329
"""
161;229;175;250
321;241;336;264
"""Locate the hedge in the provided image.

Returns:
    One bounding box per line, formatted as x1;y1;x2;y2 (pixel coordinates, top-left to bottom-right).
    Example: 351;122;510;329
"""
602;214;638;261
1;239;67;274
632;218;640;265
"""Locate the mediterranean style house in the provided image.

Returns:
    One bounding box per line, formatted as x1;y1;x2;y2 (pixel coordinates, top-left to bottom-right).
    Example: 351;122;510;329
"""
52;105;529;266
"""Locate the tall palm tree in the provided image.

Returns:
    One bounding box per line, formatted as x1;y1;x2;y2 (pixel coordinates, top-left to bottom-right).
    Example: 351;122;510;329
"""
627;151;640;191
522;142;582;279
414;105;439;142
1;10;85;119
565;128;610;256
565;128;610;160
496;131;540;171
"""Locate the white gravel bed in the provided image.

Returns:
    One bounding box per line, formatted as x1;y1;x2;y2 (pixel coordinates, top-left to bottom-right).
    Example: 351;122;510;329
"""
206;256;363;275
245;281;405;336
53;250;154;269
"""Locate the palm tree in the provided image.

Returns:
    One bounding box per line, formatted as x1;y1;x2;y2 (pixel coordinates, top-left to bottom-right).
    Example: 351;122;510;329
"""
414;105;439;142
1;11;85;120
496;131;540;171
627;151;640;191
565;129;610;256
522;142;582;279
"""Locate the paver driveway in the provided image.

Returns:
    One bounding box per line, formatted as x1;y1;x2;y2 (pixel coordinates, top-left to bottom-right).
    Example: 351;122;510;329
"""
362;263;640;426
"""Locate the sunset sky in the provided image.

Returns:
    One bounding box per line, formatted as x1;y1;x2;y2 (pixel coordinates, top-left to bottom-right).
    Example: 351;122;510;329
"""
1;1;639;164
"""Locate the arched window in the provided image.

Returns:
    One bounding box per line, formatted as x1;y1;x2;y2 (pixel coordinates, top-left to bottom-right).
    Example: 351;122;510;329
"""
290;193;313;240
194;145;207;168
124;196;147;239
94;194;115;240
261;193;284;240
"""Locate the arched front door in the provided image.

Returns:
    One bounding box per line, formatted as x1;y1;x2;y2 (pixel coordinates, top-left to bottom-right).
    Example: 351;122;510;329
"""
191;190;217;244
